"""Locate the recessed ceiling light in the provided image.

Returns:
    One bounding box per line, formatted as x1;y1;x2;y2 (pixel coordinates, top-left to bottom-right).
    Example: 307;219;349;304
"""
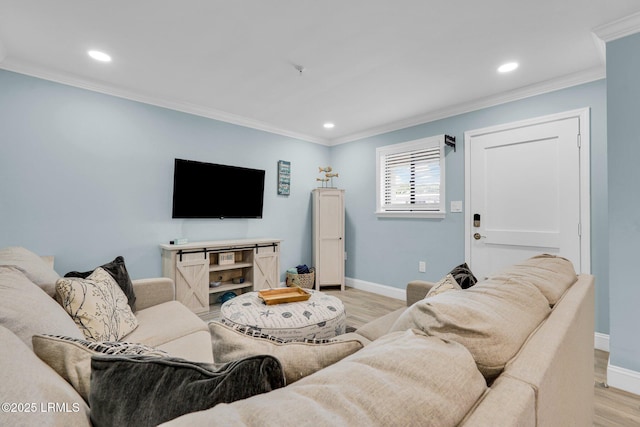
88;50;112;62
498;62;518;73
323;122;335;129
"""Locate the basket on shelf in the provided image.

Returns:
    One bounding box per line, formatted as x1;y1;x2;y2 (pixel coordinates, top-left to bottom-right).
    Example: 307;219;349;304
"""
286;267;315;289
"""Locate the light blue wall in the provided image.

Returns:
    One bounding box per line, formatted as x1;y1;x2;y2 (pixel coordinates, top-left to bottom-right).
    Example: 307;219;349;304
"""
607;33;640;372
0;69;610;335
330;79;609;334
0;70;329;280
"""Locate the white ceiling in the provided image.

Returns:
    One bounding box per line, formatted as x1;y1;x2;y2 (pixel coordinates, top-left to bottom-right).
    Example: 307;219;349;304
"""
1;1;640;145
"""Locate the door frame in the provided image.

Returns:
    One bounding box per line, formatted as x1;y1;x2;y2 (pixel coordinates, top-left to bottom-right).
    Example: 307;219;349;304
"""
464;108;591;274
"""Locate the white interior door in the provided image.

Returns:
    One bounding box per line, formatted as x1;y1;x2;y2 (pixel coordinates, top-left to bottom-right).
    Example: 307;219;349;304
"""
465;109;590;280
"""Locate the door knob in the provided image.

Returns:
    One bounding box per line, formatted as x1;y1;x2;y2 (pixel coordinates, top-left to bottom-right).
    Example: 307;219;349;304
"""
473;233;486;240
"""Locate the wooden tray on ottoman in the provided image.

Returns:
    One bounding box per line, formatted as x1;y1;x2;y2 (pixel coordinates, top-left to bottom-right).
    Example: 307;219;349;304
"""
258;287;311;305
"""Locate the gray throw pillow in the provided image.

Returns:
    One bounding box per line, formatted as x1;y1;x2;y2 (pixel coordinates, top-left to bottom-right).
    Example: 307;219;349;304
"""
89;354;285;427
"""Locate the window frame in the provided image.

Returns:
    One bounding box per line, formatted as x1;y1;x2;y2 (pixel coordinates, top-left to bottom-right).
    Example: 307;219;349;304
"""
375;135;446;219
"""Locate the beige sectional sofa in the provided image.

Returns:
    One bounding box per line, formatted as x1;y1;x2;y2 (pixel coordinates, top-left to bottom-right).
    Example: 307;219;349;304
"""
165;254;595;427
0;247;212;427
0;247;594;427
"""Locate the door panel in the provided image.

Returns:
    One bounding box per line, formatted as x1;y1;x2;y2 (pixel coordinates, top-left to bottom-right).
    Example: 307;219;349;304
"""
467;115;582;280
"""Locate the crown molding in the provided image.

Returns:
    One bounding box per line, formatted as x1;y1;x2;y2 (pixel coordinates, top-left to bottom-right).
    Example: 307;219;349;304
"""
593;11;640;42
0;56;606;149
0;58;330;146
328;67;605;146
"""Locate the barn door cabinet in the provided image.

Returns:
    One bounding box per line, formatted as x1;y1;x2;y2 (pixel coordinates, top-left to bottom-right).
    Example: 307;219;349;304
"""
161;238;281;314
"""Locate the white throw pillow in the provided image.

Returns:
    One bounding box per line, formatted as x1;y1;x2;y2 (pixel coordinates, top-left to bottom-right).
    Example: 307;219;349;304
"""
55;267;138;341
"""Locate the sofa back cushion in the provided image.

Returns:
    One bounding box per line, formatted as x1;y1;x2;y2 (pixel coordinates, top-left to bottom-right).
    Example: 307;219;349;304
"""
0;246;61;296
0;326;91;427
390;278;550;380
489;254;577;306
0;266;83;350
164;330;487;427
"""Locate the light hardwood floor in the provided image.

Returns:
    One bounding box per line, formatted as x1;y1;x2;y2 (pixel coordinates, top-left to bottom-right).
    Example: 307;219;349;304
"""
202;286;640;426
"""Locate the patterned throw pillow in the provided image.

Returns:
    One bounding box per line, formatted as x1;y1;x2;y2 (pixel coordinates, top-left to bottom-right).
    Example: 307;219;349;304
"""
32;334;167;402
210;321;363;384
426;273;461;298
55;267;138;341
65;256;137;311
449;262;478;289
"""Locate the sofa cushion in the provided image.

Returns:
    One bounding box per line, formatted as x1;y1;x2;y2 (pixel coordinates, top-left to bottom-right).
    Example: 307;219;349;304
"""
390;278;550;380
65;255;137;311
123;300;208;347
0;326;91;427
163;329;487;427
0;266;83;350
209;321;363;384
427;273;461;297
490;254;577;306
89;354;285;427
32;334;168;402
0;246;61;296
55;267;138;341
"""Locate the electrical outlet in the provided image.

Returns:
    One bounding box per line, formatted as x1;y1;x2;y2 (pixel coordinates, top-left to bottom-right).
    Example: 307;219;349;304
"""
419;261;426;273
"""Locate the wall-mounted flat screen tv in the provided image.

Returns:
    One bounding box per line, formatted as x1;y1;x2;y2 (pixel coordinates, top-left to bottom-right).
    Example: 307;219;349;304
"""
172;158;265;219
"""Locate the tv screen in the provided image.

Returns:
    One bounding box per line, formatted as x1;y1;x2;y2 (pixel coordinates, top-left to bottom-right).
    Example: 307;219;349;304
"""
172;159;265;219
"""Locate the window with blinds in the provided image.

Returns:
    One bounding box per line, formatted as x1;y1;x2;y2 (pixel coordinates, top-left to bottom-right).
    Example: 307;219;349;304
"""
375;135;446;218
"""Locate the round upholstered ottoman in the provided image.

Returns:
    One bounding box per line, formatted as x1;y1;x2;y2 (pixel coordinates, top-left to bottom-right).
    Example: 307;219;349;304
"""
220;290;346;340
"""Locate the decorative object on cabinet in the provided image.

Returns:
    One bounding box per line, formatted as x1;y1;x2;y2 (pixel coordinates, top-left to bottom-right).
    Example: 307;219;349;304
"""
277;160;291;196
161;239;281;314
317;166;339;188
218;252;235;265
312;189;345;291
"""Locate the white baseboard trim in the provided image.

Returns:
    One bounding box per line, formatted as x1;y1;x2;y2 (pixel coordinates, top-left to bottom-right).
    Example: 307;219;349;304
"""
345;277;405;301
608;363;640;396
594;332;610;352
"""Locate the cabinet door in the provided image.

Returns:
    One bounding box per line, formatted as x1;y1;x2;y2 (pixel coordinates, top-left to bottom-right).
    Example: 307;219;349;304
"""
176;253;209;314
253;249;279;290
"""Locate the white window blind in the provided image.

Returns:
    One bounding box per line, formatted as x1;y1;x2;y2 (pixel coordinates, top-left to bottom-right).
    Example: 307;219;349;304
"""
376;135;446;218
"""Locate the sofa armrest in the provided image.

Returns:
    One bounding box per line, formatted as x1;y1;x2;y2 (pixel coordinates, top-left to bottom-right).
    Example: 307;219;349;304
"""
132;278;176;311
406;280;436;306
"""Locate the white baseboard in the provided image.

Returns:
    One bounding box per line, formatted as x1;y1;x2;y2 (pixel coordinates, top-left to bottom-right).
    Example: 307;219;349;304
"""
594;332;610;352
608;363;640;396
345;277;405;301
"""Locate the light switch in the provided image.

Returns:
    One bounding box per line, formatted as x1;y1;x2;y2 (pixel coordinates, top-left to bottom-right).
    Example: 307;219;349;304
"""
451;201;463;213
